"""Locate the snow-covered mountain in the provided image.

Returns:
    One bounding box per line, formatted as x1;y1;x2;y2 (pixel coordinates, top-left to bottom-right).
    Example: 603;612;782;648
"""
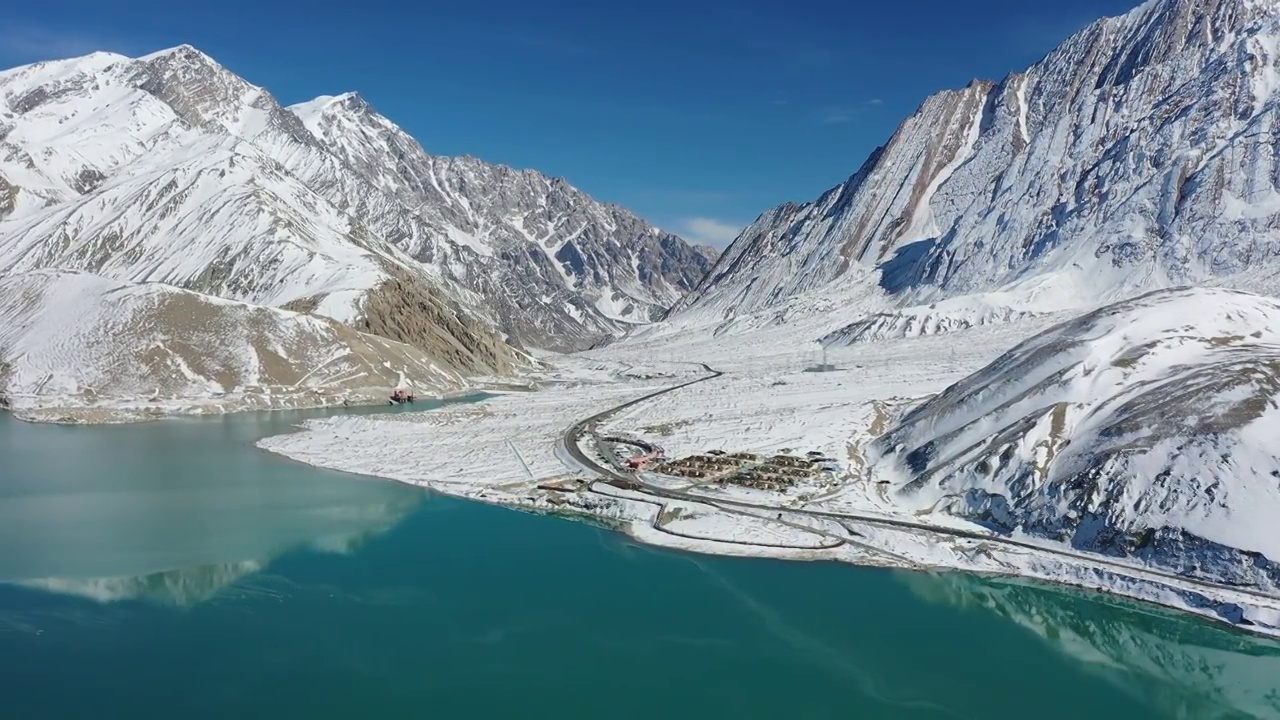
669;0;1280;338
0;270;502;421
870;287;1280;595
286;91;711;350
0;46;529;377
0;45;709;354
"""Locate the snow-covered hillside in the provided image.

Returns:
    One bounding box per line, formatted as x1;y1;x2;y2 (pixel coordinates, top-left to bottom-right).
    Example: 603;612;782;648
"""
0;270;494;421
0;45;708;353
0;48;390;318
665;0;1280;346
870;287;1280;593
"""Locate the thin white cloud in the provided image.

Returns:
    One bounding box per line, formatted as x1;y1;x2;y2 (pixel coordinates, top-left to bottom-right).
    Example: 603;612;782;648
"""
677;217;744;248
818;110;855;125
816;99;884;125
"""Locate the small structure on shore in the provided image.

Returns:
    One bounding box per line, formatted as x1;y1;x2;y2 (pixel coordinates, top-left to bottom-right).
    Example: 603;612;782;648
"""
389;387;416;404
626;451;663;470
805;346;838;373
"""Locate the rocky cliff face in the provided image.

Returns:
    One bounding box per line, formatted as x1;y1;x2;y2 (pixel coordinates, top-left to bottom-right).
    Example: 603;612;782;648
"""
672;0;1280;331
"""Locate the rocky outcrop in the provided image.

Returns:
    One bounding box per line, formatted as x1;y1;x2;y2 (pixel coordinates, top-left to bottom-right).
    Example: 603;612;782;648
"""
360;267;529;376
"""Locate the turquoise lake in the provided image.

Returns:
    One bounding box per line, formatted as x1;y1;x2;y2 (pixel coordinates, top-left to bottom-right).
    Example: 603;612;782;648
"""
2;407;1279;719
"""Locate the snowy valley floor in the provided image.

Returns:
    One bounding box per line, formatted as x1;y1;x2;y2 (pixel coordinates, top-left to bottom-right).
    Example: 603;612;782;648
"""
258;317;1280;638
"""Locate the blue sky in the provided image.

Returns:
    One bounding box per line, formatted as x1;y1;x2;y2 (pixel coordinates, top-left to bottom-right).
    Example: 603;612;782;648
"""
3;0;1140;247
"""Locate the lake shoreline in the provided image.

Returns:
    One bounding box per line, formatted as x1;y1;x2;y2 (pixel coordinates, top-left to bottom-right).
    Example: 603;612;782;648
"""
6;409;1280;719
1;385;509;426
253;365;1280;643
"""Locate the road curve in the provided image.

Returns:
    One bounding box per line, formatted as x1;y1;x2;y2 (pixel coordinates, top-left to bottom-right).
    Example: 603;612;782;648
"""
560;364;1280;612
562;362;721;486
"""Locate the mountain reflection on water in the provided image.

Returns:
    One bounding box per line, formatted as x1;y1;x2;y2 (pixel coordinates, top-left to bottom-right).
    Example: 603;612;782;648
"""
899;571;1280;720
5;493;425;606
0;409;427;606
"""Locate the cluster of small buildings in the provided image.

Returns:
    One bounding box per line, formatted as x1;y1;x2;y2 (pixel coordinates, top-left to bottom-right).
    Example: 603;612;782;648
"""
722;455;822;491
650;449;837;492
651;453;747;479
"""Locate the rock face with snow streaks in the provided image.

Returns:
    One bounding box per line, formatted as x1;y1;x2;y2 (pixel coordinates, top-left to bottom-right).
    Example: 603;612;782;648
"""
672;0;1280;332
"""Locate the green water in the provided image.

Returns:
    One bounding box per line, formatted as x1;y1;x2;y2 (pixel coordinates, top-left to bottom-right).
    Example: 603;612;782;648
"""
2;408;1279;719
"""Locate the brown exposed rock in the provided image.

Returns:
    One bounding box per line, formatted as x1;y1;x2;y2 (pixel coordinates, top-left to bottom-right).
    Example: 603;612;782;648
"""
360;265;524;376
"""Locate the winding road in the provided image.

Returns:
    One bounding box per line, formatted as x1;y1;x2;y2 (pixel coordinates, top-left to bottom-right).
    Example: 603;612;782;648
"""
560;363;1280;613
562;362;721;488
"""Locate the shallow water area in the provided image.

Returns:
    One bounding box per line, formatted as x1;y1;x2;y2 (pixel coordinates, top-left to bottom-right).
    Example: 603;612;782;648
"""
1;406;1278;719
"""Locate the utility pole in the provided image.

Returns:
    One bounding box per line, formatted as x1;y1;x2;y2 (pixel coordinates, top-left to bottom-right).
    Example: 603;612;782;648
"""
507;439;534;479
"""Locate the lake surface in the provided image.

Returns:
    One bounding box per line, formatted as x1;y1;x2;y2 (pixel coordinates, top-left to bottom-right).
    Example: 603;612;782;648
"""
2;408;1279;719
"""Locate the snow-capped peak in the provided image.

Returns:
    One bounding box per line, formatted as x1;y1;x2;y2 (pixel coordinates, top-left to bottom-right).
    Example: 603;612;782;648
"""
331;91;371;109
0;50;128;83
288;91;378;136
136;43;209;63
